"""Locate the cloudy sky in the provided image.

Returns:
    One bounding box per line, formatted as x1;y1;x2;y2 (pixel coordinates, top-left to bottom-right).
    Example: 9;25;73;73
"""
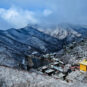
0;0;87;29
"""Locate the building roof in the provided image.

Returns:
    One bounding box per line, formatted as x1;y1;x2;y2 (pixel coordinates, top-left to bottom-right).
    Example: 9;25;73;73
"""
80;59;87;66
42;66;48;70
53;58;59;61
52;66;63;72
45;69;54;73
53;62;59;65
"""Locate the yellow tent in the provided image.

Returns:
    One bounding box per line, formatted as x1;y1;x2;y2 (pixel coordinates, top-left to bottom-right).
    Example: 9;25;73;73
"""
79;59;87;72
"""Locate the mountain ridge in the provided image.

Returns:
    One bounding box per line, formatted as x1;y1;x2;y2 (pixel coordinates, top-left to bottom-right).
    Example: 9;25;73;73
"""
0;25;63;68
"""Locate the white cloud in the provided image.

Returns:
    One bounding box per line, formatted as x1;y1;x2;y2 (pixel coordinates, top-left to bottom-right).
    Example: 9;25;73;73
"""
0;0;87;29
0;7;38;28
43;9;53;16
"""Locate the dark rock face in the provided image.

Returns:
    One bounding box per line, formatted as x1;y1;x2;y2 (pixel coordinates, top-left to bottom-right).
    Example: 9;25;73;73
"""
0;26;63;69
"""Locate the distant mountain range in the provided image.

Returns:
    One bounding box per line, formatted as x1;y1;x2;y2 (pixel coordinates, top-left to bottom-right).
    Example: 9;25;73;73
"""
37;24;87;43
0;23;87;69
0;25;63;68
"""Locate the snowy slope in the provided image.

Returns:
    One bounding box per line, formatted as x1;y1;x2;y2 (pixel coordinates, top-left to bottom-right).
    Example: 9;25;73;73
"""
0;23;87;69
37;24;87;43
0;25;63;68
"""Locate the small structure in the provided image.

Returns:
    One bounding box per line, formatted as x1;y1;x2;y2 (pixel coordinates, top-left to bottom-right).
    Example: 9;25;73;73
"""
41;66;48;72
45;69;55;76
53;58;59;62
51;65;63;72
79;59;87;72
59;61;64;65
52;62;59;66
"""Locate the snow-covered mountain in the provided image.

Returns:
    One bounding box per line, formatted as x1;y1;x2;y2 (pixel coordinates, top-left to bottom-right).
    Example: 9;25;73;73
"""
0;23;87;69
37;24;87;43
0;25;63;68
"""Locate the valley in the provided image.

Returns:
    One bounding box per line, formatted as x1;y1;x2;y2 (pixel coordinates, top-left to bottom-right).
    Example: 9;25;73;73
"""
0;24;87;87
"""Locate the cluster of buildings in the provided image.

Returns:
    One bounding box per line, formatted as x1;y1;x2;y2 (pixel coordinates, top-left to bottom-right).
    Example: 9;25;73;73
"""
37;54;87;80
38;57;69;79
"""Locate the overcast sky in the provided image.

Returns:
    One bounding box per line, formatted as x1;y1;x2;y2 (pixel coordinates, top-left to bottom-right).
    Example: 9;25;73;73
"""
0;0;87;29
